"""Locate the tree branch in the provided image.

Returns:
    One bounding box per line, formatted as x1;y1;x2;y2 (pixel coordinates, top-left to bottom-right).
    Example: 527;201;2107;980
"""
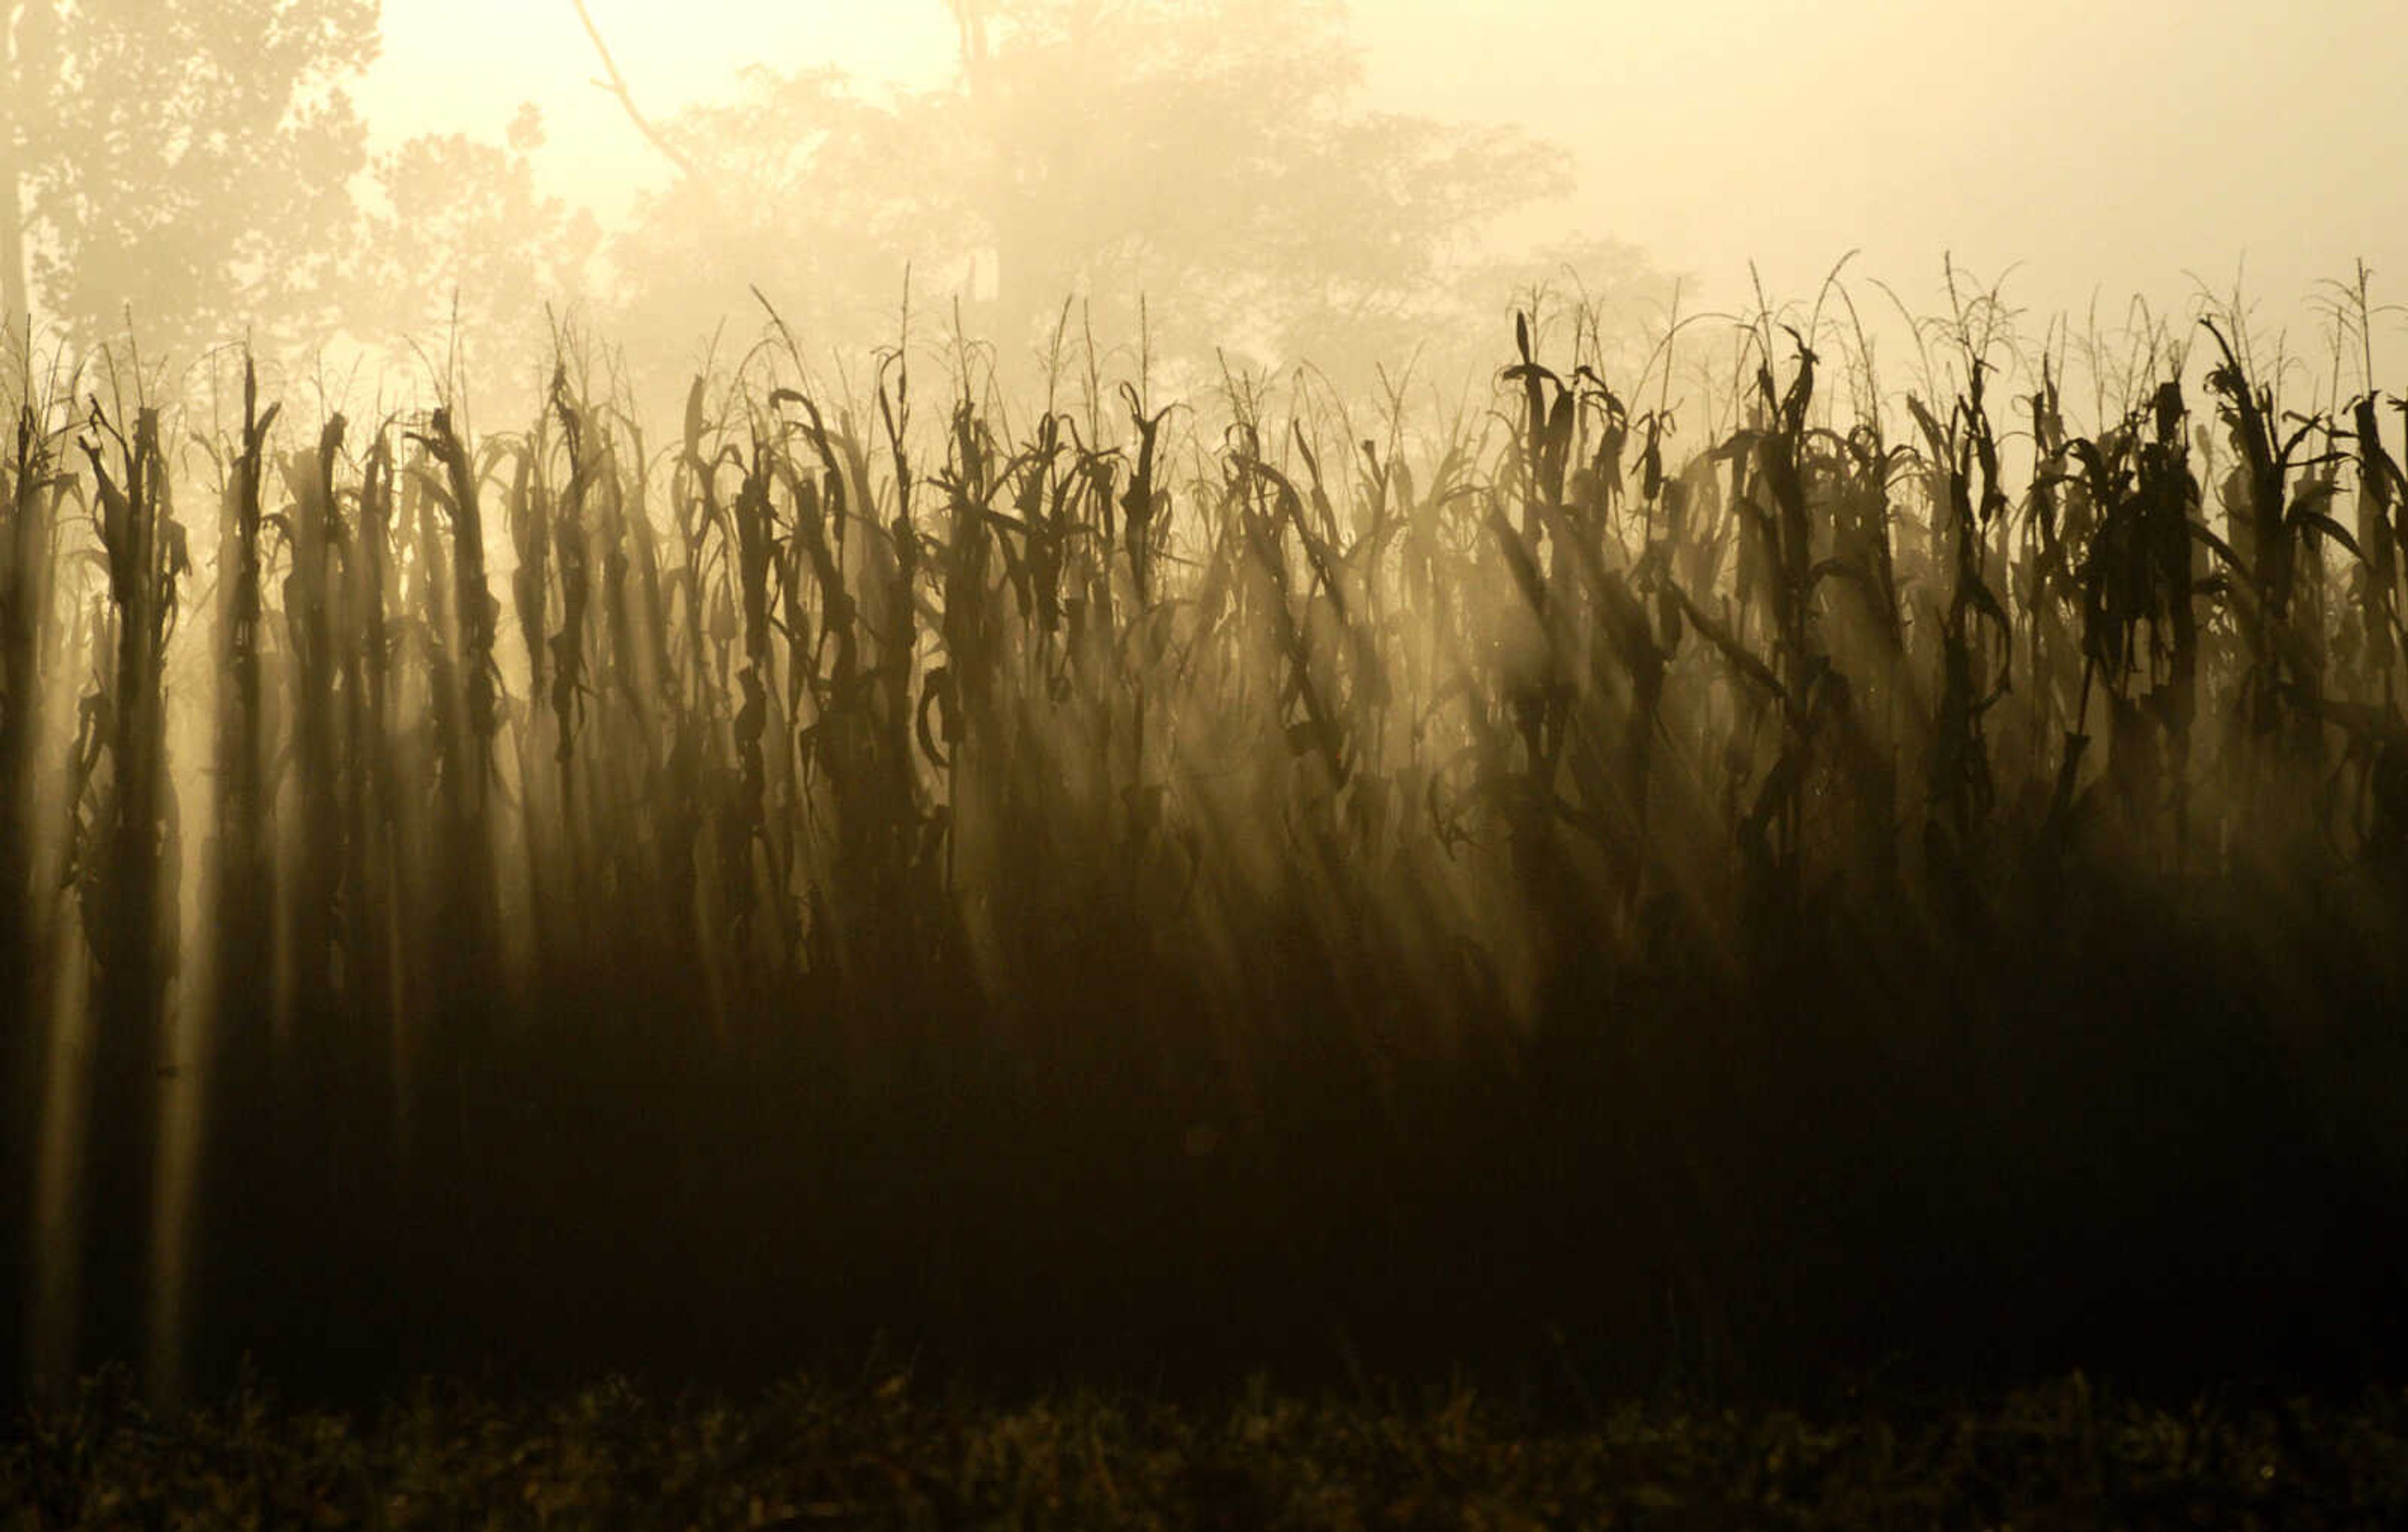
566;0;704;184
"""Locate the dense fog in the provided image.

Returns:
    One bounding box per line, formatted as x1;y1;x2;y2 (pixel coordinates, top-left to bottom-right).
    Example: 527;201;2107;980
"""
8;0;2404;392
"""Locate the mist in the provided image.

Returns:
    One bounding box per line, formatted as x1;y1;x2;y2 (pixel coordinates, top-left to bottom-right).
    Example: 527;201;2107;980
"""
359;0;2408;371
8;1;2408;1503
4;0;2393;437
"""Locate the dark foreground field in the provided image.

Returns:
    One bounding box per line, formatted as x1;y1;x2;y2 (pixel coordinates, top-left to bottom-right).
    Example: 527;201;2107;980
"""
10;1370;2408;1531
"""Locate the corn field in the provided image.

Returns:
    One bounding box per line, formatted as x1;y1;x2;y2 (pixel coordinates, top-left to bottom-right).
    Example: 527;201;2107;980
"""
2;279;2405;1406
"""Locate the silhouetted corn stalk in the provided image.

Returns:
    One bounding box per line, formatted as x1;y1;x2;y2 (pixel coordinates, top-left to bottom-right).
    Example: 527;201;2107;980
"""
2202;320;2352;763
1904;351;2011;922
0;393;66;1389
9;282;2408;1402
397;402;502;1273
70;394;186;1376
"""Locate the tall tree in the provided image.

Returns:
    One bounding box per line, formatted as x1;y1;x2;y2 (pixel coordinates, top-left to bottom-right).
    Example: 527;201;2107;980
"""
0;0;379;357
602;0;1592;379
342;102;603;376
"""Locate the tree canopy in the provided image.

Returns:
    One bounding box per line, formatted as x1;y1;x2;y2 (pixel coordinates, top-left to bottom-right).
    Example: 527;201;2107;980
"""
342;102;601;378
0;0;1662;389
1;0;381;358
0;1;599;378
606;0;1625;385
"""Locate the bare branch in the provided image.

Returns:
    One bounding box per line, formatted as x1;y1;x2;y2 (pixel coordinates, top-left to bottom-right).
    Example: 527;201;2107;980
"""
567;0;704;185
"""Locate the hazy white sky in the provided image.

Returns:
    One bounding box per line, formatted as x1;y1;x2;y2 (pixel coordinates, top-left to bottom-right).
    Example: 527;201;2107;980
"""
356;0;2408;352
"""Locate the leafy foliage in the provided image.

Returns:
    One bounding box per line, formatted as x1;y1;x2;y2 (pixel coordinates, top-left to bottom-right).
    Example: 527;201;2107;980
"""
1;0;380;354
342;105;603;369
610;0;1580;378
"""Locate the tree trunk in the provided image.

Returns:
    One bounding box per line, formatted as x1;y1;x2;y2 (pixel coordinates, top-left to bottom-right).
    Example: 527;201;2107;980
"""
0;323;43;1402
0;4;34;1398
1;5;29;337
0;158;22;339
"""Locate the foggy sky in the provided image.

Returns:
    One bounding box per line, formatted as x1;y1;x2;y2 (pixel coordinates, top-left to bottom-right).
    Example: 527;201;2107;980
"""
357;0;2408;351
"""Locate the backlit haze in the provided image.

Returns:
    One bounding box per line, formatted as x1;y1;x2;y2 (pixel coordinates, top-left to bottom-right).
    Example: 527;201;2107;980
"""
358;0;2408;370
13;0;2408;1415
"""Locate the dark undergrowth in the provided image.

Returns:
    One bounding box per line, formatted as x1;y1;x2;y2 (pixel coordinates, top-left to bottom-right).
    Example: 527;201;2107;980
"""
10;1368;2408;1531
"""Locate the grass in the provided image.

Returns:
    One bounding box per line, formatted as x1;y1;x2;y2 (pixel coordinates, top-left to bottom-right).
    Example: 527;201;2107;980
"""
9;1369;2408;1530
0;275;2405;1408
